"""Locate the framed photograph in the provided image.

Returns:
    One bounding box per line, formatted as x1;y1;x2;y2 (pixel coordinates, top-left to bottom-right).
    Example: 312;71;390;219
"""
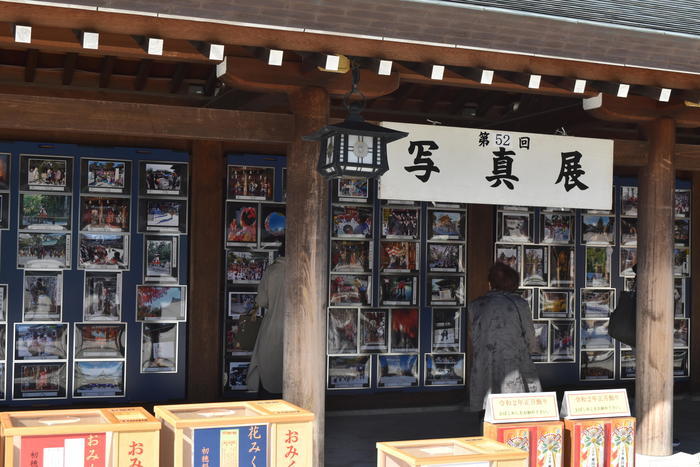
81;158;130;194
327;355;371;389
225;202;258;247
136;285;187;321
23;271;62;321
580;350;615;380
498;212;532;243
674;318;689;348
0;363;4;400
18;232;70;269
540;212;574;244
0;284;7;322
227;165;274;200
282;168;287;201
0;324;5;360
580;319;613;349
332;205;373;239
228;292;257;318
74;323;126;359
620;217;638;247
13;362;67;399
620;186;638;216
260;204;286;246
531;321;549;363
674;349;689;377
522;245;548;287
675;190;691;218
495;245;521;275
550;321;575;362
21;155;72;192
0;152;8;190
141;322;178;373
516;289;534;316
674;278;685;317
78;233;128;270
380;241;418;273
428;243;464;273
329;274;371;307
585;246;612;287
144;235;178;283
549;245;575;288
73;360;125;398
428;210;465;241
424;353;465;386
19;193;72;231
226;250;271;284
337;177;369;203
80;196;129;232
377;354;419;388
620;247;637;277
429;276;465;306
327;308;358;354
674;247;690;277
330;240;371;273
0;192;9;229
390;308;419;352
674;219;690;247
138;198;187;234
381;207;419;239
620;350;636;380
140;161;188;197
581;289;615;318
359;309;388;353
432;308;461;353
83;271;122;321
15;323;68;360
539;289;572;319
581;215;615;245
226;360;250;391
380;275;417;306
623;277;636;292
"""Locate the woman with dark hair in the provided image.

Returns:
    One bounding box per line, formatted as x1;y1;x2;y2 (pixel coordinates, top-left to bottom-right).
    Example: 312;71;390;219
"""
468;262;541;412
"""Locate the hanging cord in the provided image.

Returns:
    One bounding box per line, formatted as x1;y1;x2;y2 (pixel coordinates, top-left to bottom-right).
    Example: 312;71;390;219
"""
342;60;366;118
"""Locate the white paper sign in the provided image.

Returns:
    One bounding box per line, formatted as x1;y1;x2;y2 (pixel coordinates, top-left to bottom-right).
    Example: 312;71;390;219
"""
560;388;631;419
379;122;614;210
484;391;560;424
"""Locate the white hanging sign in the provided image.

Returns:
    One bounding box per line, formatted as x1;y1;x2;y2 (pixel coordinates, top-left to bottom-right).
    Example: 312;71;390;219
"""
560;389;631;419
483;392;560;424
379;122;614;210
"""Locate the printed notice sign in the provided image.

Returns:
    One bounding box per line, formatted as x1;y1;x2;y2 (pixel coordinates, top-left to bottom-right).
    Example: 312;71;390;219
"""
560;389;630;419
484;392;559;424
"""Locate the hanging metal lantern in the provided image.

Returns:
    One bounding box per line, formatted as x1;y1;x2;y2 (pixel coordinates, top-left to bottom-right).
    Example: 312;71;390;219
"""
304;62;407;178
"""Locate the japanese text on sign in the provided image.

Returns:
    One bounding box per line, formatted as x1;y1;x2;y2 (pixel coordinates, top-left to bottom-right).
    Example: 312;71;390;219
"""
484;392;560;423
561;389;631;419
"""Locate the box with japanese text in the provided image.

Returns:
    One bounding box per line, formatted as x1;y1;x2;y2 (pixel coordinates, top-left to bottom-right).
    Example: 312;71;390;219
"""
563;417;635;467
484;421;564;467
154;399;314;467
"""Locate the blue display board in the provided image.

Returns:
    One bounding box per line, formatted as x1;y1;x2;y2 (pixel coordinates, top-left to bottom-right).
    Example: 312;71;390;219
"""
193;424;268;466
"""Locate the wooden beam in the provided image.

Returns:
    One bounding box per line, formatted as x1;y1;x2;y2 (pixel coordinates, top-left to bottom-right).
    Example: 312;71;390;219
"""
0;93;295;142
24;49;38;83
170;62;186;94
62;52;77;85
99;55;115;88
585;93;700;128
134;59;152;91
203;66;217;97
613;139;700;171
636;117;675;456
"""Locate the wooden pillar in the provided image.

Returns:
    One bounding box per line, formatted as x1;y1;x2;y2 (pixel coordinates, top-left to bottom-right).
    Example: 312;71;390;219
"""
636;118;675;456
285;86;329;466
691;173;700;391
187;140;225;401
467;204;494;300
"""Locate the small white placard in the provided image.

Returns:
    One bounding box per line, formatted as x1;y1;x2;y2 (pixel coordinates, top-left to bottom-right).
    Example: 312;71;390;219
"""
560;389;630;420
484;391;559;424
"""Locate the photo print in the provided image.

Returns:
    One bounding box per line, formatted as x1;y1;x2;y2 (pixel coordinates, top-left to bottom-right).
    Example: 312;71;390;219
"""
0;325;4;359
620;247;637;277
550;321;575;362
260;204;286;245
80;196;129;232
337;177;369;202
674;219;690;247
14;362;66;399
329;274;371;307
226;250;271;284
23;271;62;321
78;233;128;270
381;207;419;239
429;276;465;306
620;217;638;247
0;192;8;229
580;350;615;380
620;350;636;380
83;271;121;321
581;215;615;245
19;193;72;231
141;323;178;373
327;308;358;354
228;292;257;318
675;278;685;317
139;198;187;233
24;156;70;192
531;321;549;363
377;354;419;388
141;161;188;197
227;361;250;391
581;288;615;318
580;319;613;350
330;240;371;273
74;323;126;359
620;186;638;216
428;243;463;273
498;212;532;243
0;284;6;322
674;349;689;377
539;290;572;319
144;235;178;283
549;245;575;288
332;205;372;239
424;353;465;386
540;211;574;245
380;241;418;273
674;247;690;277
228;165;274;200
136;285;187;321
15;323;68;360
380;275;417;306
390;308;419;353
0;153;8;190
585;246;612;287
522;245;548;287
82;159;129;194
428;210;465;241
675;190;690;218
327;355;370;389
674;318;689;348
359;309;388;353
18;232;70;269
432;308;461;353
73;361;125;397
495;245;521;275
225;202;258;246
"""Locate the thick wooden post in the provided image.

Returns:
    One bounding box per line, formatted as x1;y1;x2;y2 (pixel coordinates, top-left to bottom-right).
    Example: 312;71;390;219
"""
187;140;225;401
691;172;700;391
636;118;675;456
285;87;329;466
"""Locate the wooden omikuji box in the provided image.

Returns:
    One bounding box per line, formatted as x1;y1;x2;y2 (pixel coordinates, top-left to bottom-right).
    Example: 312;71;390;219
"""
484;420;564;467
376;436;529;466
0;406;160;467
154;399;314;467
563;417;635;467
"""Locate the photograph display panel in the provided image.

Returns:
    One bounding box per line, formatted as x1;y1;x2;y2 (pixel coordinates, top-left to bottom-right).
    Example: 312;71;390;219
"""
74;323;126;359
140;161;188;197
14;323;68;360
83;272;122;321
380;275;417;306
674;318;689;348
0;324;5;360
380;241;418;273
620;247;637;277
581;288;616;318
23;271;62;321
81;158;131;195
549;245;575;288
674;247;690;277
0;153;9;190
336;177;369;203
78;232;129;270
585;246;612;287
144;234;179;283
431;308;461;353
73;360;125;397
228;292;257;318
329;274;371;307
331;240;371;273
580;350;615;380
498;211;532;243
226;361;250;391
359;309;388;353
581;215;615;245
424;353;465;386
495;245;521;275
620;186;638;216
540;212;574;244
429;276;465;306
522;245;548;287
390;308;419;353
550;321;575;362
531;321;549;363
20;155;73;193
141;323;178;373
226;250;271;284
381;207;419;239
19;193;72;231
580;319;614;350
138;198;187;234
13;362;67;399
228;165;274;201
327;355;371;389
620;350;636;380
136;285;187;322
675;190;691;218
18;232;71;269
377;354;419;388
80;196;129;232
225;202;258;246
428;209;465;241
0;192;9;229
327;308;358;354
259;203;286;245
428;243;464;273
675;219;690;247
674;349;689;377
539;289;573;319
620;217;638;247
332;205;373;239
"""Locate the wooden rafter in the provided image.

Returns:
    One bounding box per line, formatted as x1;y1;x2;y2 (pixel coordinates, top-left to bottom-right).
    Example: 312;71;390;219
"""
24;49;38;83
61;52;77;85
99;55;115;88
134;59;152;91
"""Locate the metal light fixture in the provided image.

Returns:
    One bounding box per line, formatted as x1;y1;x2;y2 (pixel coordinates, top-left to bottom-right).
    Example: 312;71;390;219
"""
304;61;408;178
